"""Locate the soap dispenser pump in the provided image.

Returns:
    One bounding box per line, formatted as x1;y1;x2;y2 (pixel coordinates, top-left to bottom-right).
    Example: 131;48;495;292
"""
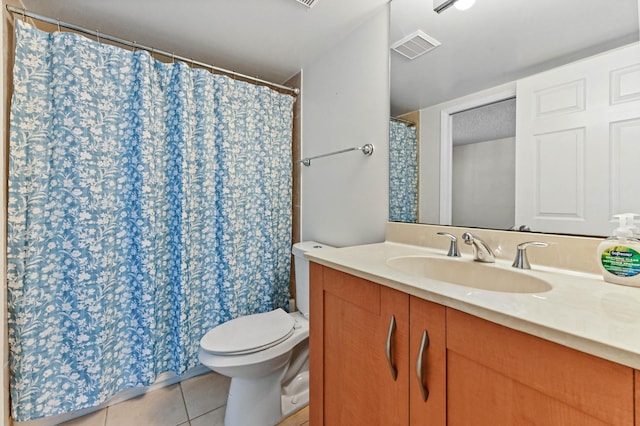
597;213;640;287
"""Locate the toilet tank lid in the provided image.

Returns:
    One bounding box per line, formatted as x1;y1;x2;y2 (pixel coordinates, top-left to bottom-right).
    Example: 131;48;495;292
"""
292;241;335;257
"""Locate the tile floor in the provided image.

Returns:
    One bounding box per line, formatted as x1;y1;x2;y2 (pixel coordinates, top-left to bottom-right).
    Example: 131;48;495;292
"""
56;371;308;426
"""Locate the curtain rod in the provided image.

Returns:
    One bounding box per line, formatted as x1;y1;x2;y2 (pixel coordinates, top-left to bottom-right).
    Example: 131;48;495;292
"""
391;116;416;127
6;5;300;96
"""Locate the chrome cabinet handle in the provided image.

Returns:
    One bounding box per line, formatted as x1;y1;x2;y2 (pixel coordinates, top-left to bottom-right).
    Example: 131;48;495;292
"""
385;315;398;381
415;329;430;401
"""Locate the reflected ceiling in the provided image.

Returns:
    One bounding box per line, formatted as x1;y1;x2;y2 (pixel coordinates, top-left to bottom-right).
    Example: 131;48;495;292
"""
390;0;639;116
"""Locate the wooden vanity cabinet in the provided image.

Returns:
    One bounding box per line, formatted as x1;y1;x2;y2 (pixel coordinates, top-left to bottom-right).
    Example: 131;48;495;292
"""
309;263;410;425
310;264;636;425
309;264;446;425
447;309;635;426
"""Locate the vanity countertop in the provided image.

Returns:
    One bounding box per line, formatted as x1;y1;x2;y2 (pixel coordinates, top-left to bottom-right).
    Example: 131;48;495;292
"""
306;241;640;370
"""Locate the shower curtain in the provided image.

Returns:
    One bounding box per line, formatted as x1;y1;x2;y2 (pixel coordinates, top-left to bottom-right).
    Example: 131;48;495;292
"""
7;20;294;421
389;120;418;222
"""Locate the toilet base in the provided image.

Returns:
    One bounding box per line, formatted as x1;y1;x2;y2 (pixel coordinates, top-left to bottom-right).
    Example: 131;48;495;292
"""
281;370;309;418
225;367;287;426
224;363;310;426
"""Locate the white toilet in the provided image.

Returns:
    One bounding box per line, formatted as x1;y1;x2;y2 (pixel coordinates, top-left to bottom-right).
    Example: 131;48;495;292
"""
199;241;332;426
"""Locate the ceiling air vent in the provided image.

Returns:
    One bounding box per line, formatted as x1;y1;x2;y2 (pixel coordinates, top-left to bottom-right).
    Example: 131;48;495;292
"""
391;30;441;60
296;0;318;8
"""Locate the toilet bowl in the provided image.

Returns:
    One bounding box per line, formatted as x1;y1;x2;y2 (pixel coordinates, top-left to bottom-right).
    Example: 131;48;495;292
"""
198;241;333;426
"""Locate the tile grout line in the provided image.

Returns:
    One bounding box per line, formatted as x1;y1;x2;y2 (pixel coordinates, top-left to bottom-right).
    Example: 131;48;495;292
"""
178;382;191;425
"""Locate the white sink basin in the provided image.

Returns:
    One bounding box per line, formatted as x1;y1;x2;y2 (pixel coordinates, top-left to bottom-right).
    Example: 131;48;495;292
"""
386;256;552;293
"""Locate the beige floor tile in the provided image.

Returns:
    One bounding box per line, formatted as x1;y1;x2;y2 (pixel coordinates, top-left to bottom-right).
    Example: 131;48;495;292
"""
59;409;107;426
105;384;188;426
180;372;230;420
189;405;225;426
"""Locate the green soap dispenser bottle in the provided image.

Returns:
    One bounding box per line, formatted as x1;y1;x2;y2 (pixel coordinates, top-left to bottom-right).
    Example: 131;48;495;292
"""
598;213;640;287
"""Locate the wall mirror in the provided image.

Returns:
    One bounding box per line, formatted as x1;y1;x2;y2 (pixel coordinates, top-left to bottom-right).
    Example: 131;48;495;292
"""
389;0;640;236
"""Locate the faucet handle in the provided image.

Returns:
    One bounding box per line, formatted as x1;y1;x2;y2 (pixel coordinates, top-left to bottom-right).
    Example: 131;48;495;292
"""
512;241;549;269
437;232;461;257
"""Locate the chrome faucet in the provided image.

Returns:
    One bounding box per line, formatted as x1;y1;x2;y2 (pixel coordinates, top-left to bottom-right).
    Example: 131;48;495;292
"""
437;232;461;257
512;241;549;269
461;232;495;263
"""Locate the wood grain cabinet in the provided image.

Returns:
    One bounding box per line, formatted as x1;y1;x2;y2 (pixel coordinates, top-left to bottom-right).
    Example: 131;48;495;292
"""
310;264;637;425
447;309;634;425
309;264;446;425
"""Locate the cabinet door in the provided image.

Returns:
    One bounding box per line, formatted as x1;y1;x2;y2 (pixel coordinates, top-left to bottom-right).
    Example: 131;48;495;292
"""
447;309;634;425
309;264;409;425
635;370;640;426
409;297;446;425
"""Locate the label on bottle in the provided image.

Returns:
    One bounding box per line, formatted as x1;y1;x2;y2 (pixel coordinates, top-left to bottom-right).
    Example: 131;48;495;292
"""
601;246;640;277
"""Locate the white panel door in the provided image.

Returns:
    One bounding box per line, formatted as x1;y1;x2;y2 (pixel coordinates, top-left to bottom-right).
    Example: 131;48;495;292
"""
516;43;640;236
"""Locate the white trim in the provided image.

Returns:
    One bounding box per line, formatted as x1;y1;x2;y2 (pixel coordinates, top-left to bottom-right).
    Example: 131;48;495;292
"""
438;87;517;225
439;111;453;225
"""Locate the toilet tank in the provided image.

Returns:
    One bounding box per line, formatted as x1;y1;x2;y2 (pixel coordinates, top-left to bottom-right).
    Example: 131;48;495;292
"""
291;241;334;318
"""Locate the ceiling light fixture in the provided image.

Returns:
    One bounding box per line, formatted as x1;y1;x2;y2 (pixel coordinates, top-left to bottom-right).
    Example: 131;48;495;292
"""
454;0;475;10
433;0;475;14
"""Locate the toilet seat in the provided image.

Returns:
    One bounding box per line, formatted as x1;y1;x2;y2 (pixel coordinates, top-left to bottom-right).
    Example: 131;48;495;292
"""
200;308;295;355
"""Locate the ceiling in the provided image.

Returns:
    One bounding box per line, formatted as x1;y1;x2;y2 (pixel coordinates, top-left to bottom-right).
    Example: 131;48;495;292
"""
391;0;639;115
19;0;389;86
16;0;640;117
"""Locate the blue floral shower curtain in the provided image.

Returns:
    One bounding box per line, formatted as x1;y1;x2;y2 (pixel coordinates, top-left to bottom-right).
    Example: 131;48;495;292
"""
389;120;418;222
8;20;294;421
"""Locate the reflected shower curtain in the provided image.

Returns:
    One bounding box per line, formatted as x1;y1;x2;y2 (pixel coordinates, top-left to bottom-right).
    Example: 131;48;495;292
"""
8;20;294;421
389;120;418;222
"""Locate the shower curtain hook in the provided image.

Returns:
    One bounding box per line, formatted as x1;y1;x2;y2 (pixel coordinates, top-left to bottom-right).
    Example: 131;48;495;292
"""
21;8;26;22
96;30;101;44
56;19;61;32
172;53;175;64
132;41;137;52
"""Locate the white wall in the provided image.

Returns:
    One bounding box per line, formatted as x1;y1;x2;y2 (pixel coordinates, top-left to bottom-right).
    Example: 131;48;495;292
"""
452;137;515;230
300;6;390;247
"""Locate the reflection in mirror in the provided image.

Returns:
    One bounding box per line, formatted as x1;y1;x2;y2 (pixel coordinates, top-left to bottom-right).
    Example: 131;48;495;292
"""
389;117;418;223
389;0;640;236
451;98;515;230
